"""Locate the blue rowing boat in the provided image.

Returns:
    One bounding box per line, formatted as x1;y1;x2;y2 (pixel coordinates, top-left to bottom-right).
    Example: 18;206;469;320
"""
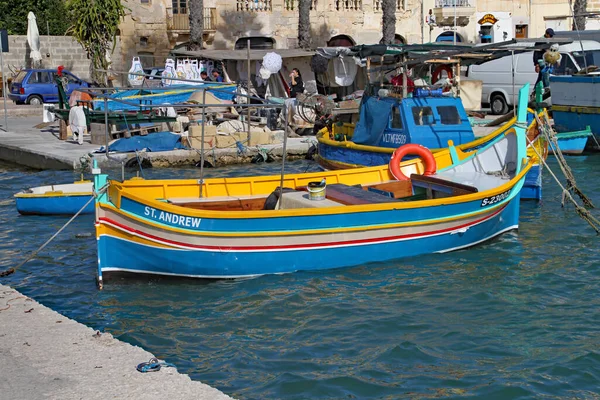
14;181;94;215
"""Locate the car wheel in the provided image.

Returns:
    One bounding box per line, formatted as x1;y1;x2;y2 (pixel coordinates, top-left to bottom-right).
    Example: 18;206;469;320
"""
490;94;509;115
27;95;43;106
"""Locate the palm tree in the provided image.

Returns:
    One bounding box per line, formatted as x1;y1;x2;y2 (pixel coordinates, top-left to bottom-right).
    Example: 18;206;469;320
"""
298;0;311;48
189;0;204;50
381;0;396;45
572;0;587;31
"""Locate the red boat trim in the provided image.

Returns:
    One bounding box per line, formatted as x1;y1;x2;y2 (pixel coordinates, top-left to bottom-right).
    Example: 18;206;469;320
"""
97;204;507;251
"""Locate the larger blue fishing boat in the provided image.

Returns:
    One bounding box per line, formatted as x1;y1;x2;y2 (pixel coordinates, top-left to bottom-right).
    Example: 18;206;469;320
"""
92;85;533;287
550;75;599;152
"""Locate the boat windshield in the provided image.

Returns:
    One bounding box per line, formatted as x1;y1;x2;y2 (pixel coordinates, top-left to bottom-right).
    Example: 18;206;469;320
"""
572;49;600;70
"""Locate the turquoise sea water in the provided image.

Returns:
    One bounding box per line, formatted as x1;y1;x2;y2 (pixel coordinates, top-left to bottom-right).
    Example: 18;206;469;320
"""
1;157;600;399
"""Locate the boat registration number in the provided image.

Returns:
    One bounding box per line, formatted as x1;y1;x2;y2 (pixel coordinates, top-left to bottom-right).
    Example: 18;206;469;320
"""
382;133;407;145
481;190;511;207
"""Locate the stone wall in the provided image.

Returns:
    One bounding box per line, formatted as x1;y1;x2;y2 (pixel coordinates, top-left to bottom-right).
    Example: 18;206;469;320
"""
1;35;125;85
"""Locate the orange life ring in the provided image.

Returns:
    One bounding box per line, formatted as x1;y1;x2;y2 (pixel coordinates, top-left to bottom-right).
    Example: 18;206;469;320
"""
389;144;437;181
431;65;453;85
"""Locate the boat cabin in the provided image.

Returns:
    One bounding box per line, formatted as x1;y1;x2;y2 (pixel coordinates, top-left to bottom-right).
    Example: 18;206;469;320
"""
350;91;475;150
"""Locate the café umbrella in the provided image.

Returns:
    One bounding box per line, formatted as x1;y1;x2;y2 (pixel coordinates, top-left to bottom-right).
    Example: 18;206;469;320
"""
27;12;42;66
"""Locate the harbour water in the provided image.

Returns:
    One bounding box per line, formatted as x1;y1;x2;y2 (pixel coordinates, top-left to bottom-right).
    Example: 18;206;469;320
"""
1;157;599;399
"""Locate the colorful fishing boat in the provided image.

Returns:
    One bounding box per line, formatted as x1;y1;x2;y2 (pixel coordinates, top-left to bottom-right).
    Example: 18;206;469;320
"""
14;181;94;215
92;85;533;287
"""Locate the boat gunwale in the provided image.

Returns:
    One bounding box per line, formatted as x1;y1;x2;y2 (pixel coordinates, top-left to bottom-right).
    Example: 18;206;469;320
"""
102;161;533;221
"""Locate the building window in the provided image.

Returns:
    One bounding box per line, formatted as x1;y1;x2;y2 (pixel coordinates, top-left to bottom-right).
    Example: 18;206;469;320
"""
173;0;187;14
391;107;403;129
437;106;460;125
412;107;435;125
235;37;275;50
141;0;150;3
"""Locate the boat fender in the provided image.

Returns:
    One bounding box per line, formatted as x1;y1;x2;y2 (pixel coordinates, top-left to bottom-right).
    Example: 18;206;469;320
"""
389;144;436;181
431;65;453;85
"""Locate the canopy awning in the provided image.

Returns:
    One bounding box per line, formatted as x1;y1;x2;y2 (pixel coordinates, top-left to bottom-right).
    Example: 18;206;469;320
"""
170;48;315;61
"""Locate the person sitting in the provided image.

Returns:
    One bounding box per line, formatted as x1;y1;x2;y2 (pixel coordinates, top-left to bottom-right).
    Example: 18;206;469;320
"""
200;71;208;81
212;70;223;83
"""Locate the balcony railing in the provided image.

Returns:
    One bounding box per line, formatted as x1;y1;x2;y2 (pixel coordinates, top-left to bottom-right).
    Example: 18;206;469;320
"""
236;0;273;11
336;0;361;11
171;7;216;31
374;0;406;12
435;0;471;7
284;0;317;11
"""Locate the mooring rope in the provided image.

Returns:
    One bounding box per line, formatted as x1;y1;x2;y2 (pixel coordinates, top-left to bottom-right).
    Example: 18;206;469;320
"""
136;357;176;373
0;184;108;278
526;136;600;234
536;112;594;208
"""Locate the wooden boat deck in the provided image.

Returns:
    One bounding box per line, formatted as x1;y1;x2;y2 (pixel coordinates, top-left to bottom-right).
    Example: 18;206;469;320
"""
163;175;482;211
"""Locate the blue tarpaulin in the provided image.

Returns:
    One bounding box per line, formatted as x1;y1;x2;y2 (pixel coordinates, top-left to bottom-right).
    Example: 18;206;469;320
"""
351;96;395;146
96;131;185;153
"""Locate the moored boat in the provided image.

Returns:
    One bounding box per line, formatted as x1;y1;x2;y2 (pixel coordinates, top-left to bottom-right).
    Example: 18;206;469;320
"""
550;74;600;151
92;85;533;287
552;127;593;155
14;181;94;215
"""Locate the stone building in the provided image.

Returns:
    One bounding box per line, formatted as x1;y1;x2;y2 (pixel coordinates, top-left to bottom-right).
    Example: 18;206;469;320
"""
119;0;600;68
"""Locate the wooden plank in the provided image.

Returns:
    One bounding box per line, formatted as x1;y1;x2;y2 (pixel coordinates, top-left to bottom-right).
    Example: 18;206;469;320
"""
410;174;478;197
365;180;414;199
176;197;267;211
325;184;397;205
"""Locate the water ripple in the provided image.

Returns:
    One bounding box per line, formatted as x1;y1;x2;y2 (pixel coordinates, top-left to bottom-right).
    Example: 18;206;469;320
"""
1;157;600;399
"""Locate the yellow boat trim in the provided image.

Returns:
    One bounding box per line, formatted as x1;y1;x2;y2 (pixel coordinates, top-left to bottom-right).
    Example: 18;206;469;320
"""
316;115;518;154
15;192;92;198
99;199;506;238
551;105;600;114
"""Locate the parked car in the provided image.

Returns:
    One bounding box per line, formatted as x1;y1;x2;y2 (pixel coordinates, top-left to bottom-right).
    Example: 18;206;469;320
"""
8;68;89;105
466;40;600;114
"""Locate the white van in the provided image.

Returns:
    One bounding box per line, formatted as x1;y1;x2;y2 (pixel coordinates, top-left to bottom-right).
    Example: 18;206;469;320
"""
466;40;600;114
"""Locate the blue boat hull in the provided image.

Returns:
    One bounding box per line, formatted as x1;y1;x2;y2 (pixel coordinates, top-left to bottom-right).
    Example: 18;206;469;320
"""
97;196;520;279
16;195;94;215
554;136;589;155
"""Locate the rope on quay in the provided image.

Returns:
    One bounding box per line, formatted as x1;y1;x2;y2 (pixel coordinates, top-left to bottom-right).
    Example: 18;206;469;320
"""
0;184;108;278
526;136;600;234
136;358;176;373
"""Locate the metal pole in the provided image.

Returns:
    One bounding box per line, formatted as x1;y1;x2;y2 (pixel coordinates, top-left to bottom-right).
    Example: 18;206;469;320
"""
402;57;408;99
277;105;290;210
453;0;457;45
104;96;124;180
1;39;8;132
246;39;252;146
511;49;516;117
199;88;207;198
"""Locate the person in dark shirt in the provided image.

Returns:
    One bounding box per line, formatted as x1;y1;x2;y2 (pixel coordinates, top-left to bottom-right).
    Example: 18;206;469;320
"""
533;28;555;89
289;68;304;98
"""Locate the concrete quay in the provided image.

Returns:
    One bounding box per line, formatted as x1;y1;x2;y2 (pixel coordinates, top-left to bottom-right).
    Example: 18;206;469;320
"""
0;116;314;170
0;284;234;400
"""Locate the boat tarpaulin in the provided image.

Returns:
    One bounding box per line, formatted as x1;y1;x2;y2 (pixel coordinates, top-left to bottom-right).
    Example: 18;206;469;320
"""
96;131;185;153
351;96;395;146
